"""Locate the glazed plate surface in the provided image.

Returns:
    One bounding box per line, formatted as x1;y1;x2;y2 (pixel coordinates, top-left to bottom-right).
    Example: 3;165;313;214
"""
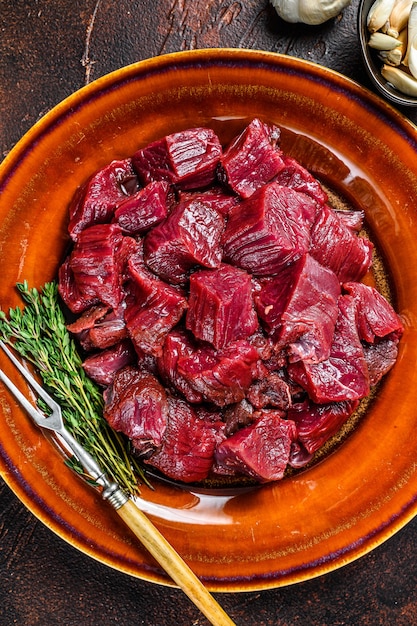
1;49;417;591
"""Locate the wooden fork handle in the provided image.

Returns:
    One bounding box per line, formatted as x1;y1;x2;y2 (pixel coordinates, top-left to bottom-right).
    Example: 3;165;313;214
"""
116;499;236;626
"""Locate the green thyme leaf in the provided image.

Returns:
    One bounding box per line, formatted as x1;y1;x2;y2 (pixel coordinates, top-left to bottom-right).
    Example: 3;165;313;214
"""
0;280;147;496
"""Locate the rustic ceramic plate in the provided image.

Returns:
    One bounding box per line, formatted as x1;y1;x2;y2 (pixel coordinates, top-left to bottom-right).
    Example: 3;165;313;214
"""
1;49;417;592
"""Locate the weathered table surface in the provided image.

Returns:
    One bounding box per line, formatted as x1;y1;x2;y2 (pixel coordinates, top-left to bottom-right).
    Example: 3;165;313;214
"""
1;1;417;625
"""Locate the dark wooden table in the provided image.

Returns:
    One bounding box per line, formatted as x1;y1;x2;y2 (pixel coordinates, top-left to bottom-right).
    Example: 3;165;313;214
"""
1;1;417;625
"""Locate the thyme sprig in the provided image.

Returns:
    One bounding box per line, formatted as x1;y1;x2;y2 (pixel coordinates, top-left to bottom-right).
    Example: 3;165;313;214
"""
0;280;146;496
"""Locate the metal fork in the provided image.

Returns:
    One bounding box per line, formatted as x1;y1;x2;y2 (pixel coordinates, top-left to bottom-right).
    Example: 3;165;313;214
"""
0;340;235;626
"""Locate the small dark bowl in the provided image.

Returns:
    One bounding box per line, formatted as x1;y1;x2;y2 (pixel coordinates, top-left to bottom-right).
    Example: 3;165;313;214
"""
358;0;417;107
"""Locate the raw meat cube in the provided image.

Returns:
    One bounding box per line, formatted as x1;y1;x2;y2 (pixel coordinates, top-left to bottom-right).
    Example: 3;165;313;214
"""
247;372;292;410
103;366;168;455
145;396;224;483
67;303;128;351
132;127;222;190
69;159;138;241
288;398;359;454
288;441;314;469
157;330;203;404
274;155;328;206
254;254;340;363
177;340;259;407
222;182;317;276
186;263;258;349
223;399;255;437
66;303;110;334
334;209;365;232
215;410;297;482
178;186;240;216
310;205;373;283
343;281;403;342
58;257;99;314
114;180;171;234
124;256;188;357
288;295;370;403
363;336;401;386
82;339;136;386
219;118;285;198
82;308;128;350
144;193;225;284
65;223;125;309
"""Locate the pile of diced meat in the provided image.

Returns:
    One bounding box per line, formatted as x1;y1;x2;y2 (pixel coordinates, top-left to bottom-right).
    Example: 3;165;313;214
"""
58;118;403;484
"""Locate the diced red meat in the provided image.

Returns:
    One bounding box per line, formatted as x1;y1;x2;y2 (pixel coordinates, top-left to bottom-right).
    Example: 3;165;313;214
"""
66;303;128;351
143;193;225;284
215;410;297;482
310;205;373;283
288;398;359;454
84;308;128;350
124;255;188;357
186;264;258;349
145;396;224;483
274;155;328;206
114;180;172;234
63;224;125;310
343;281;403;343
57;119;404;486
363;335;401;386
58;257;99;314
255;254;340;363
103;366;168;455
177;340;259;407
178;187;240;217
122;237;147;275
253;268;291;335
66;303;110;334
68;159;138;241
132;127;222;190
82;339;136;386
156;330;203;404
288;441;314;469
117;235;140;279
222;182;317;276
247;372;292;410
223;399;255;437
246;330;275;362
219;118;285;198
288;295;370;403
334;209;365;232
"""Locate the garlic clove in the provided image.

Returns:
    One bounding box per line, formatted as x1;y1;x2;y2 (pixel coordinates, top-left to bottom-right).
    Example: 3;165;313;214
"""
403;1;417;65
368;31;403;48
407;33;417;76
397;26;409;46
367;0;397;32
379;47;403;64
381;63;417;94
388;0;413;36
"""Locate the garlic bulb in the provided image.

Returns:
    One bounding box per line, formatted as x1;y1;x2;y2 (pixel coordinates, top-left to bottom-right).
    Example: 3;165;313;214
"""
270;0;351;25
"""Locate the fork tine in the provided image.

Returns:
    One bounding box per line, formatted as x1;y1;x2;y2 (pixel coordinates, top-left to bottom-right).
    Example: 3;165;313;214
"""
0;340;63;431
0;366;53;429
0;341;107;478
0;341;60;411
